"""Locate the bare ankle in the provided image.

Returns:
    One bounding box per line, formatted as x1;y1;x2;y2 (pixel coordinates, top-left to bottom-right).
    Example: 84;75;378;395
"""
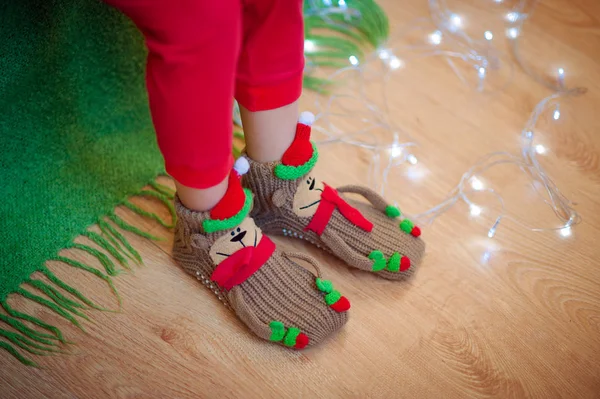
175;177;228;212
241;101;298;163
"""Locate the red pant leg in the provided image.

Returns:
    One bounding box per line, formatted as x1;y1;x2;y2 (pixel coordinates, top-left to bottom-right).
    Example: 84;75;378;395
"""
105;0;240;189
235;0;305;112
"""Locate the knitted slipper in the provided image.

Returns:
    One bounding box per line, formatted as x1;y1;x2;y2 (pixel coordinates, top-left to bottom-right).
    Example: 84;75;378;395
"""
243;113;425;281
172;159;349;349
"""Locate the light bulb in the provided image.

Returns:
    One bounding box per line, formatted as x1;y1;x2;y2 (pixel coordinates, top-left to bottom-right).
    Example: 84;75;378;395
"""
478;67;486;78
428;30;442;45
390;145;402;158
389;56;403;70
484;31;493;40
338;0;347;8
378;49;390;60
487;227;496;238
506;12;519;22
553;110;560;120
507;28;519;39
481;251;492;264
471;177;484;191
560;226;572;237
558;67;565;77
450;14;462;28
348;55;359;66
407;154;418;165
535;144;546;154
470;204;482;216
304;40;316;52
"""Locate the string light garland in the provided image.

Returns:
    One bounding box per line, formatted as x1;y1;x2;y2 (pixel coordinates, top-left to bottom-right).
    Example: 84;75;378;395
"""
307;0;584;239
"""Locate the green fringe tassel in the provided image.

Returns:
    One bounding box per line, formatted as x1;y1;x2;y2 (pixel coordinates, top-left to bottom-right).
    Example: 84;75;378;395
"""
69;243;119;276
108;213;164;241
97;220;139;264
123;190;176;229
148;181;175;199
82;231;130;269
98;219;143;264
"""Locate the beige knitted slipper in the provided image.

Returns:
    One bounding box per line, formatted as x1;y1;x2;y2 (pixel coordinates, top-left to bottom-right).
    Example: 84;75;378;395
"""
243;113;425;281
172;161;348;349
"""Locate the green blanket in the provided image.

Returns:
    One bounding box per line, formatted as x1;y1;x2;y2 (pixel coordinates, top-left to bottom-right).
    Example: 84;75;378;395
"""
0;0;388;366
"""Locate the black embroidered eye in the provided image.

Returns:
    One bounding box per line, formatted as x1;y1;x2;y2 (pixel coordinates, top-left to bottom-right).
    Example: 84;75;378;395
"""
231;231;235;236
237;227;241;232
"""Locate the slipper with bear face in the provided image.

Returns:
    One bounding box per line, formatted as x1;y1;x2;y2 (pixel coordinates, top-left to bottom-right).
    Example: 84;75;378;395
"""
172;159;349;349
243;113;425;281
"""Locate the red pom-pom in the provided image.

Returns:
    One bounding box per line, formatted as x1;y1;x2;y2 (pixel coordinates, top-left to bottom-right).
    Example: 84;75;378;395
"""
294;333;309;349
330;296;351;312
411;226;421;237
210;172;245;220
281;123;313;167
400;256;411;271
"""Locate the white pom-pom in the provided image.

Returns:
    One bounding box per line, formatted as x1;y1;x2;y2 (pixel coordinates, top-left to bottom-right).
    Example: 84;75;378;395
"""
298;111;315;126
234;156;250;176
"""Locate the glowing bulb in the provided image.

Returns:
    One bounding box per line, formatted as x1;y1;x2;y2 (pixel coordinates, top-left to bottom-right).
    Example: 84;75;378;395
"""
481;251;492;264
407;154;418;165
470;204;482;216
304;40;316;52
338;0;347;8
322;0;332;5
535;144;546;154
390;145;402;158
558;67;565;77
493;0;503;3
560;226;572;237
450;14;462;28
484;31;493;40
507;28;519;39
506;12;519;22
524;131;533;139
471;177;484;191
478;67;486;78
553;110;561;120
349;55;359;66
378;49;391;60
389;56;403;70
428;30;442;45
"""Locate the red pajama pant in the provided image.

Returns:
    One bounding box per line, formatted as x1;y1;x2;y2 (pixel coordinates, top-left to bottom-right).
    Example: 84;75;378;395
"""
105;0;305;188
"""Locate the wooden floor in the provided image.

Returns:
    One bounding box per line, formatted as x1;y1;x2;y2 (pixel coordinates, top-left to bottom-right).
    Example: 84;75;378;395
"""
2;0;600;398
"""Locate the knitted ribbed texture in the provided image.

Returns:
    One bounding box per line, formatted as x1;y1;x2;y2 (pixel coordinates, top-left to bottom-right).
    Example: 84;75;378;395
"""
172;196;348;347
243;158;426;281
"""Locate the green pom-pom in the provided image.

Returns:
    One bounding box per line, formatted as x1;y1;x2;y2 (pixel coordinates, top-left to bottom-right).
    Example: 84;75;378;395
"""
315;278;334;293
269;320;286;342
385;205;401;218
283;327;301;347
400;219;414;234
324;290;342;306
368;250;386;272
387;252;401;272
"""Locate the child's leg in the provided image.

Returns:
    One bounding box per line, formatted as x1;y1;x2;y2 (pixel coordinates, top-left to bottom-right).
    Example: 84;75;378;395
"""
105;0;241;210
235;0;305;162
